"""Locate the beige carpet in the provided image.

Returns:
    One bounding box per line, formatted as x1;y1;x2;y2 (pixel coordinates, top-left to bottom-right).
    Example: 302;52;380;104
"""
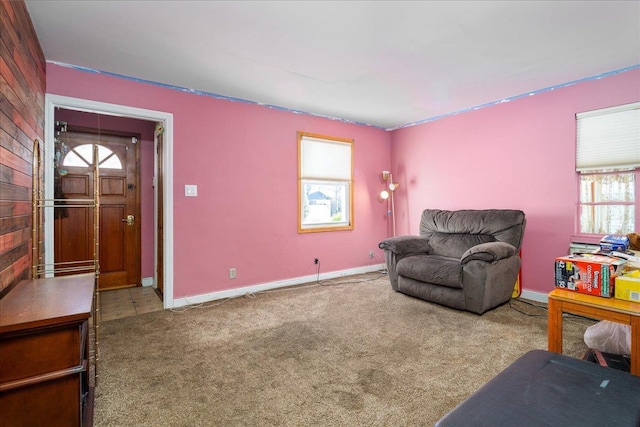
94;273;593;426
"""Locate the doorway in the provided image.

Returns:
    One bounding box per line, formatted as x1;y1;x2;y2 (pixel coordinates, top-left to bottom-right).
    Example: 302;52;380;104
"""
54;126;142;290
44;95;175;308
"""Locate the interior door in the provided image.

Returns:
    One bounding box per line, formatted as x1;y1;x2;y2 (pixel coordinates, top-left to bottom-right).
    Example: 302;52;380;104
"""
54;128;141;290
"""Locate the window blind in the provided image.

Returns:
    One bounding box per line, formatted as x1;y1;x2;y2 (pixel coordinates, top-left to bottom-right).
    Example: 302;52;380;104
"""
576;102;640;171
300;136;352;180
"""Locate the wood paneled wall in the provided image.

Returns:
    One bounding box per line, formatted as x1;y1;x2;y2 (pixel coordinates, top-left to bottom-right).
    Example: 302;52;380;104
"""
0;0;46;296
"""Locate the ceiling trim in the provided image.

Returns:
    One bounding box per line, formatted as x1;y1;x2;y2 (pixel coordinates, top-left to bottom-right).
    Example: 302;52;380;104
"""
49;61;385;131
391;64;640;131
50;60;640;132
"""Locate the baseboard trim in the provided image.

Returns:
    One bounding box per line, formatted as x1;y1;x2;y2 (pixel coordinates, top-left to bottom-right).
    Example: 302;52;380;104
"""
172;263;387;308
172;265;549;308
518;289;548;304
141;277;155;287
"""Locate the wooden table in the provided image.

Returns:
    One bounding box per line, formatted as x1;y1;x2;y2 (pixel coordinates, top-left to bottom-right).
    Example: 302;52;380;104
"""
548;288;640;376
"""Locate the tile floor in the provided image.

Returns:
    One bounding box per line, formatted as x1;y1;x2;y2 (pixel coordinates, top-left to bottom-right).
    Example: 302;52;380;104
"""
99;286;164;322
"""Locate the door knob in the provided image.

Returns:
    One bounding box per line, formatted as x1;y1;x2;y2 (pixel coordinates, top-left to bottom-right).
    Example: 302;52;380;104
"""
122;215;135;226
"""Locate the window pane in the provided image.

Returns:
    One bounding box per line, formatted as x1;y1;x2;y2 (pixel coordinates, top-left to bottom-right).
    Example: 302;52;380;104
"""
62;150;89;167
301;181;349;228
74;144;93;164
579;204;635;234
99;154;123;169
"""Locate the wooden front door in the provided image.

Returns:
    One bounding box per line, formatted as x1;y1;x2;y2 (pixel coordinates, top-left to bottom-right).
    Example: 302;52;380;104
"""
54;128;141;290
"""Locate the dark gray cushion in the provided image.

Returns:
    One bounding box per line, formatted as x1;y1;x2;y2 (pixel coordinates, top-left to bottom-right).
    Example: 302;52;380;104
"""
397;255;462;289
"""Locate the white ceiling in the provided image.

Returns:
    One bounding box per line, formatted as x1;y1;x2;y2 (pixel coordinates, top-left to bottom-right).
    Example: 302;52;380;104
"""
25;1;640;130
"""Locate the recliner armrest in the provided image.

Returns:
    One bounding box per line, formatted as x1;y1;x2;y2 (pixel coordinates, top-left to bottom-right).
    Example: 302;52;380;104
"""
379;236;430;255
461;242;517;264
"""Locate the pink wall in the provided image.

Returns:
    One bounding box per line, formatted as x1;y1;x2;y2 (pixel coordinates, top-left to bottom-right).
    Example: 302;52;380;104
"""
47;63;391;299
54;109;156;279
47;63;638;298
389;69;640;294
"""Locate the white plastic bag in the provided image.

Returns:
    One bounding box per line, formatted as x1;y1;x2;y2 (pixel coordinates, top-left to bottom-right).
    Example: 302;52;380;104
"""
583;320;631;356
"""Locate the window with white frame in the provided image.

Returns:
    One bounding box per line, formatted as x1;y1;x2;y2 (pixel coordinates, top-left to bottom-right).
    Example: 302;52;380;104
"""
298;132;354;232
576;102;640;235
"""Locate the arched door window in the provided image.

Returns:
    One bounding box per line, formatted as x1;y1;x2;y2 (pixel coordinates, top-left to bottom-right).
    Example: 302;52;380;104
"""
62;144;123;169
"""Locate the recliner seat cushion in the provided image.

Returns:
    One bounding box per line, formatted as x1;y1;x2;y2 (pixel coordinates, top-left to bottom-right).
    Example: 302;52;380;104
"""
397;255;462;289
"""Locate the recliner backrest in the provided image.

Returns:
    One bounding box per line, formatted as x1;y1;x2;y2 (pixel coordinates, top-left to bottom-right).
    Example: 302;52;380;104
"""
419;209;526;259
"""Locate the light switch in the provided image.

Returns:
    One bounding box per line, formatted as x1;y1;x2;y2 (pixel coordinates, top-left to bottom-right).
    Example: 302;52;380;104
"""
185;184;198;197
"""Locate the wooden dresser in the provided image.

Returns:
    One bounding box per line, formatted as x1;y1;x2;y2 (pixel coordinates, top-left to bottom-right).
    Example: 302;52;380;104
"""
0;273;95;427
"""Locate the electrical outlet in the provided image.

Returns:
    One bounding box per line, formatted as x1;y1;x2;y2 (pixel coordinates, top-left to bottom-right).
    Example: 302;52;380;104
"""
314;258;319;264
369;250;375;259
185;184;198;197
229;268;236;279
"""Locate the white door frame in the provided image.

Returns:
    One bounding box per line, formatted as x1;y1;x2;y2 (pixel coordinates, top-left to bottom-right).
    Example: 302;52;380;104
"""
44;94;175;308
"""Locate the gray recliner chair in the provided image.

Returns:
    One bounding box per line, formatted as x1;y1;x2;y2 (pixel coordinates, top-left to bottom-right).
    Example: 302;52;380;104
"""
379;209;526;314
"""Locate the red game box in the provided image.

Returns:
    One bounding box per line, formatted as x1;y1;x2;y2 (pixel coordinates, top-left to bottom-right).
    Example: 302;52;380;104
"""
554;254;626;297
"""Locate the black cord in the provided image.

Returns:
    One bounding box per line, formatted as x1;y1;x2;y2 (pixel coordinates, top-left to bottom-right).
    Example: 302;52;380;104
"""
319;271;388;287
509;299;547;318
510;298;599;323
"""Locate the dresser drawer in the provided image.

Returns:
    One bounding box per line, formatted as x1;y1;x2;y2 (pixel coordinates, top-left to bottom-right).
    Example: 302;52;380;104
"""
0;374;82;427
0;322;83;384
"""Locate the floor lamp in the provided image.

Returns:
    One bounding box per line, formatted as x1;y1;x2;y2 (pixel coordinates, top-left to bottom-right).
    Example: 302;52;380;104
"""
380;171;399;237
